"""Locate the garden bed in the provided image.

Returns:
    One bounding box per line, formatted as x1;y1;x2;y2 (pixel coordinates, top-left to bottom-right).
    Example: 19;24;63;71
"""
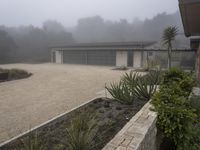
0;68;32;82
0;98;146;150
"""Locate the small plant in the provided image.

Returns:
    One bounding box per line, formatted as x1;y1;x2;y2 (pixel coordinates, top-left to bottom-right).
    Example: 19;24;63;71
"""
133;76;158;101
145;59;160;71
122;70;160;101
113;66;128;71
19;132;45;150
106;70;161;103
64;115;97;150
105;81;134;105
141;69;163;85
122;71;138;90
119;66;128;70
134;70;161;101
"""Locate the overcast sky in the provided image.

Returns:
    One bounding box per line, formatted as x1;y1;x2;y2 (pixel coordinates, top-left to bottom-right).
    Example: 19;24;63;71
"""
0;0;179;27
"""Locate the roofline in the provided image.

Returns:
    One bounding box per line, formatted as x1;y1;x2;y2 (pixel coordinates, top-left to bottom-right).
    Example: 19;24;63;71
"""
49;41;156;49
179;0;200;37
179;0;200;4
52;48;196;52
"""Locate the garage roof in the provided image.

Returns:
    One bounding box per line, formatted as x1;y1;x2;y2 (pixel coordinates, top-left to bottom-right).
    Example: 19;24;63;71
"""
50;41;156;50
179;0;200;37
51;41;195;52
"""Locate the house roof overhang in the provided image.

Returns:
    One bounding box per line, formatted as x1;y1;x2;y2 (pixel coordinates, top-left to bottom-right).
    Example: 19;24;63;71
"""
179;0;200;37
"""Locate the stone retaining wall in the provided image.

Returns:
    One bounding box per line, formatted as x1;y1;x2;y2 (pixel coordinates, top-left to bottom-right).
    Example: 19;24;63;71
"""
103;101;157;150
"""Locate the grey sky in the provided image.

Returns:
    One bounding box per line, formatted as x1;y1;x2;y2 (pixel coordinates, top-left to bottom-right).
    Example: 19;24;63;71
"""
0;0;179;27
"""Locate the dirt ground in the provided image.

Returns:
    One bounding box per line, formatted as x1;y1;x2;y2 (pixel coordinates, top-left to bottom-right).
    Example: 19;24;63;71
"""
0;63;127;144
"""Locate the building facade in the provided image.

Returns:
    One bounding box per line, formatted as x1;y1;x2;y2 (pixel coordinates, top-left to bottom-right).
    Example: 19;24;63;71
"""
51;42;155;68
51;42;195;69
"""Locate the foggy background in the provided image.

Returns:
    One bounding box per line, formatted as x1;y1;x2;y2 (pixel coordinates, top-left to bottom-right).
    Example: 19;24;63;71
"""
0;0;189;63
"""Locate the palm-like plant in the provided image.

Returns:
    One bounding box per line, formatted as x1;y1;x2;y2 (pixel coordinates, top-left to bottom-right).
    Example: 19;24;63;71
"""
162;26;178;69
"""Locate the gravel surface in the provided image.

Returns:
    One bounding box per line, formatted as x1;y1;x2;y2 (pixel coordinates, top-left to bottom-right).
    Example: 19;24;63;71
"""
0;63;127;144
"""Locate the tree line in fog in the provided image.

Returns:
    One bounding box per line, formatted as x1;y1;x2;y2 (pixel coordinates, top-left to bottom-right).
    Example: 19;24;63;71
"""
0;11;189;63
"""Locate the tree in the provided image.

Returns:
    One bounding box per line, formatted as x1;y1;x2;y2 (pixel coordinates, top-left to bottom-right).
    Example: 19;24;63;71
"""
162;26;178;69
43;20;66;33
0;30;17;63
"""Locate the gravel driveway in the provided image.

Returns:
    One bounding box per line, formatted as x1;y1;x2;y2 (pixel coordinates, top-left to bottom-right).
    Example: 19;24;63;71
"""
0;63;127;143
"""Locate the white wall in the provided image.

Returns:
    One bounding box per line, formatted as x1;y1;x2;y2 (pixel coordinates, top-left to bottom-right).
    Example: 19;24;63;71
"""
133;51;142;68
55;50;62;63
116;51;128;67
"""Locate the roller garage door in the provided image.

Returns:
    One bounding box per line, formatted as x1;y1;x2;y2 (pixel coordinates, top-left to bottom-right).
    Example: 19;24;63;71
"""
87;50;116;66
63;50;86;64
63;50;116;66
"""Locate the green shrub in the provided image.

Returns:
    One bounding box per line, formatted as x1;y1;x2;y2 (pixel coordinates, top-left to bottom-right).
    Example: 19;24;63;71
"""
152;85;197;146
162;67;195;97
163;68;195;88
151;68;198;149
190;95;200;118
177;125;200;150
105;81;134;105
162;67;185;84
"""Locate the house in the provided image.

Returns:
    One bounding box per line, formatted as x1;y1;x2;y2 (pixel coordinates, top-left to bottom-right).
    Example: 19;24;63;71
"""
51;41;195;69
179;0;200;81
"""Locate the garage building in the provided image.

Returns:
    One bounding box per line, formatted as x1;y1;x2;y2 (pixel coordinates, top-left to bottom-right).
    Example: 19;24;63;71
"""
51;42;156;68
51;41;195;69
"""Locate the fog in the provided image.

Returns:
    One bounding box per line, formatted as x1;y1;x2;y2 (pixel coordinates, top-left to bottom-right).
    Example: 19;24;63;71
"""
0;0;178;27
0;0;188;64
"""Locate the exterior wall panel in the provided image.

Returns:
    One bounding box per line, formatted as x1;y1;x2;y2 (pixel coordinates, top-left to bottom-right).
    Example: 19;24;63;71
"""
55;51;62;63
133;51;142;68
116;51;128;67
